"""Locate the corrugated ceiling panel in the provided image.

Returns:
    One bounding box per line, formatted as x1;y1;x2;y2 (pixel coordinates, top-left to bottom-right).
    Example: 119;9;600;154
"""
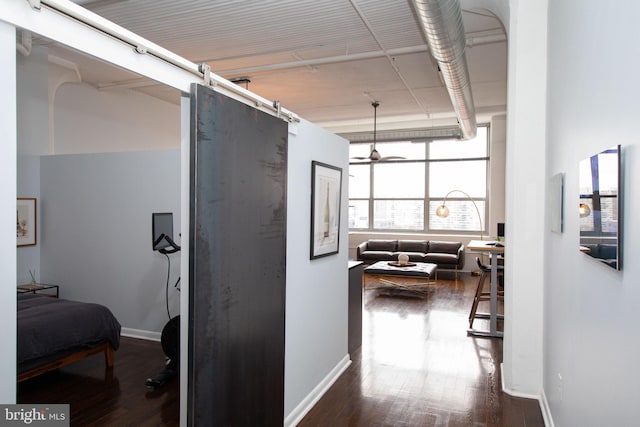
352;0;426;49
84;0;422;62
61;0;507;128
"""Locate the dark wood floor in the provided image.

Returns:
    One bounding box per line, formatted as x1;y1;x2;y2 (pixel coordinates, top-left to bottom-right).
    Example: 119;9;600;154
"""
299;273;544;427
18;273;543;426
18;337;180;426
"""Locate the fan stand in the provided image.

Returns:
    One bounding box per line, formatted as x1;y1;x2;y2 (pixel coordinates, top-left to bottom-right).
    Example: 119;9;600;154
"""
145;316;179;389
146;235;181;390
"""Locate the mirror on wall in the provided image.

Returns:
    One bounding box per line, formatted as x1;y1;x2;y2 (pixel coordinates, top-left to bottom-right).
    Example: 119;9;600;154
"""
578;145;622;270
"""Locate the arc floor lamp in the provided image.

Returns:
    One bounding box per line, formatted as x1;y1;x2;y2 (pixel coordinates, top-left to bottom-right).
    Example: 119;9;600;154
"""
435;189;484;241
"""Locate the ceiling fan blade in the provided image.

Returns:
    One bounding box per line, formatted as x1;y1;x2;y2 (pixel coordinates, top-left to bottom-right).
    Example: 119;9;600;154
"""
350;156;369;160
380;156;406;160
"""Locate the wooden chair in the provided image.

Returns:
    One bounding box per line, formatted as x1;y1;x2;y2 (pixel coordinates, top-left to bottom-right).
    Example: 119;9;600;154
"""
469;257;504;328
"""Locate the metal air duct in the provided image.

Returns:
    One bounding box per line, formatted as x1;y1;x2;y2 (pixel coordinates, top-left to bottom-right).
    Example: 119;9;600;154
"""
412;0;477;139
16;29;32;56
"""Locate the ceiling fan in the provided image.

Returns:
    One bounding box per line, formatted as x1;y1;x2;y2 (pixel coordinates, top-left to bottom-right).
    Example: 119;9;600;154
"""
351;101;405;162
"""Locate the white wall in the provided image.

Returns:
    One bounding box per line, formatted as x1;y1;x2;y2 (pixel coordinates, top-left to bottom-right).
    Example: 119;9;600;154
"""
15;45;180;286
544;1;640;425
16;46;49;285
0;20;18;404
54;82;179;154
16;47;183;336
40;150;181;335
284;120;350;425
501;0;547;398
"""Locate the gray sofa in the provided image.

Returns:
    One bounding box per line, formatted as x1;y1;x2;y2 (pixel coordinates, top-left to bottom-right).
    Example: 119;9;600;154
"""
581;243;617;268
356;239;465;271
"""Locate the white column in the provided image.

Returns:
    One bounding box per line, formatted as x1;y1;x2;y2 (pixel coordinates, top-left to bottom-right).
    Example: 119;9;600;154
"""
502;0;548;397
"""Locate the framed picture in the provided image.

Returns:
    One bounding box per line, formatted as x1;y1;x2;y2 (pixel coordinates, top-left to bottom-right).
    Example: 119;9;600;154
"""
310;161;342;259
17;198;37;247
549;172;564;233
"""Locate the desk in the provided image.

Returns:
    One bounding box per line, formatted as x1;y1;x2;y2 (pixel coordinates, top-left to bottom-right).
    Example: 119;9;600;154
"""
466;240;504;338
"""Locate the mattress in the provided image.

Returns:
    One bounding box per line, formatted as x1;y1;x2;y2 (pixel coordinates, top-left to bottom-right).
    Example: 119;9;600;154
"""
17;293;121;372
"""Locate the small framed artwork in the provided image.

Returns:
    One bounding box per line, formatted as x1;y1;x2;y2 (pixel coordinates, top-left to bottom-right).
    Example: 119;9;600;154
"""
549;173;564;233
17;198;37;247
310;161;342;259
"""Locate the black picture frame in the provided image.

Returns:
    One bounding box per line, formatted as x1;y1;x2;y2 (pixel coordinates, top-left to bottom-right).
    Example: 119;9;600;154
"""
310;161;343;259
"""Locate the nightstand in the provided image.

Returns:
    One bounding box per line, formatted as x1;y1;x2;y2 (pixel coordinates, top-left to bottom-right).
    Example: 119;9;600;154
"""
17;283;59;298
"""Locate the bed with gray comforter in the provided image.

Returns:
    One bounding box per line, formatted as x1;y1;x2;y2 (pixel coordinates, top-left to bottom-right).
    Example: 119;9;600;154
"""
17;293;121;379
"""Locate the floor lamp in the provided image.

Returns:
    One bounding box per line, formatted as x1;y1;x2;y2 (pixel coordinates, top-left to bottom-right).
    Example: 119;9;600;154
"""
435;190;484;241
435;190;484;275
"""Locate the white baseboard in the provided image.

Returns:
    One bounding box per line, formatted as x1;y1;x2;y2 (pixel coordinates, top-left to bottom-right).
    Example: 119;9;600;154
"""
500;362;540;399
284;354;352;427
539;388;555;427
121;327;161;342
500;363;553;427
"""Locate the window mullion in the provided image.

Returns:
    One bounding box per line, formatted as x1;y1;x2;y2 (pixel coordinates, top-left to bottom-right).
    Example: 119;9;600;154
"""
424;142;430;233
369;160;374;229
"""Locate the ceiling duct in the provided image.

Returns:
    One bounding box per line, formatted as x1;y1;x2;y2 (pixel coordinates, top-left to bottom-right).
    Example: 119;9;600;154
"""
412;0;477;140
16;29;32;56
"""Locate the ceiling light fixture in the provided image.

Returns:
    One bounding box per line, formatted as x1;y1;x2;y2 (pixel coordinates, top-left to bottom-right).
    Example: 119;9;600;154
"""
351;102;404;162
370;101;381;161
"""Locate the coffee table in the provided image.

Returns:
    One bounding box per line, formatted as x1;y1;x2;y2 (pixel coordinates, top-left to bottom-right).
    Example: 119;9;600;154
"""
363;261;437;297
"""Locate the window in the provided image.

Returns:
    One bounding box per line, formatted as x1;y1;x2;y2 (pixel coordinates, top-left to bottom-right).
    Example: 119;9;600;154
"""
348;126;489;234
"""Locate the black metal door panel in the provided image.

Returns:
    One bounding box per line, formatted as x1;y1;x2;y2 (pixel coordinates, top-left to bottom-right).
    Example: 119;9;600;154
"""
188;84;287;426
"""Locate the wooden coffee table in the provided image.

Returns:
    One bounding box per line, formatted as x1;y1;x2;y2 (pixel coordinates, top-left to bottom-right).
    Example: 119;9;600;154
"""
363;261;437;297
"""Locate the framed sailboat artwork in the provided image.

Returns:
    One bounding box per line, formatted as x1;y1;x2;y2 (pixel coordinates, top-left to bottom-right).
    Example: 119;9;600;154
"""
310;161;343;259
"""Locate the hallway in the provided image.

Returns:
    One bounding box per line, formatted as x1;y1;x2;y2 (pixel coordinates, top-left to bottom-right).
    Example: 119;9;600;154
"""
300;273;543;426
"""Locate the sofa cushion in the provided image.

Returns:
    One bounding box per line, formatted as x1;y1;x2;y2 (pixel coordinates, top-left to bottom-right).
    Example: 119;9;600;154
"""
597;244;617;259
397;240;428;253
424;253;460;268
392;252;427;263
360;251;395;262
366;239;398;251
427;241;461;254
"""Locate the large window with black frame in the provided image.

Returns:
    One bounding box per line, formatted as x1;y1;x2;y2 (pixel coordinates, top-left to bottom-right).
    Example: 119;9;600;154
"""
348;125;489;235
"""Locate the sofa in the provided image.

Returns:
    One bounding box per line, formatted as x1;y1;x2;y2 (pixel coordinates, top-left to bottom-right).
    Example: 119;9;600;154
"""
580;243;618;268
356;239;465;271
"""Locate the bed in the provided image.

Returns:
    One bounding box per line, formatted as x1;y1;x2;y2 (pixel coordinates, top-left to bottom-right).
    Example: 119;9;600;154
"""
17;293;122;382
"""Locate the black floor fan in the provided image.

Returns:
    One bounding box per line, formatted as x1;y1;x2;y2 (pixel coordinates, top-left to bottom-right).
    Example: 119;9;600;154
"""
146;213;181;390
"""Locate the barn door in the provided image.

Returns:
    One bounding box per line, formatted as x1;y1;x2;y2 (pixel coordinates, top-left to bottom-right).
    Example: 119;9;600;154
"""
188;83;287;426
